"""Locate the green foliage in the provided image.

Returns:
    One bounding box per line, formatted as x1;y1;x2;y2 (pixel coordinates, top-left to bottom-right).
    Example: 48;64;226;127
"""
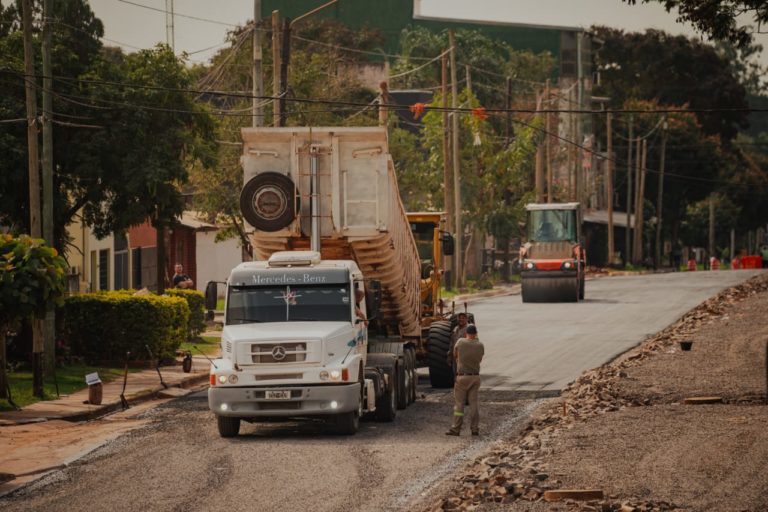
624;1;768;49
60;291;189;362
0;235;67;328
166;288;205;338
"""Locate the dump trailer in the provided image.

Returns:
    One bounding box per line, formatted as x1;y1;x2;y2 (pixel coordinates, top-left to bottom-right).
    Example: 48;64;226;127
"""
519;202;586;303
206;127;462;437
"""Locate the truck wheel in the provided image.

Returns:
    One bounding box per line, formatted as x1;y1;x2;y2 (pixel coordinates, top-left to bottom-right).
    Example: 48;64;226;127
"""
427;320;454;388
396;356;408;410
217;416;241;438
406;347;417;404
375;367;397;422
335;383;361;435
240;172;298;232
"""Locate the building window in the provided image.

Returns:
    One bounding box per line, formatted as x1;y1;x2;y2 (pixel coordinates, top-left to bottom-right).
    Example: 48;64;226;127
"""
132;248;142;289
99;249;109;291
114;233;129;290
90;250;98;292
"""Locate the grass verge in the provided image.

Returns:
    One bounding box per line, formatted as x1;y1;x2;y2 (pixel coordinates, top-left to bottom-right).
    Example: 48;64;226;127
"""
2;365;136;411
180;335;221;357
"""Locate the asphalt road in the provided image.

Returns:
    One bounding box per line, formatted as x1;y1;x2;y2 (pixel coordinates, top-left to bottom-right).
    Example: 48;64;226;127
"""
475;270;764;391
1;270;761;512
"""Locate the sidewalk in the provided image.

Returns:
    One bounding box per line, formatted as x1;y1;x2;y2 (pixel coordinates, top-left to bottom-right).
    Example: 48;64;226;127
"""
0;356;211;427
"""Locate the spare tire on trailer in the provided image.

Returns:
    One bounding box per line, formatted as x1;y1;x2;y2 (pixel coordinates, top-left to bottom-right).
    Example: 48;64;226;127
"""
427;320;454;388
240;172;298;232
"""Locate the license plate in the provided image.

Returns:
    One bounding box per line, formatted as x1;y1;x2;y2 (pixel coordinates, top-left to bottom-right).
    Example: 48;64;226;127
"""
265;390;291;400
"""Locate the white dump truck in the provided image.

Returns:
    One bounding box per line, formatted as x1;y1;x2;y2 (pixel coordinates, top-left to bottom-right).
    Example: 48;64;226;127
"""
205;127;462;437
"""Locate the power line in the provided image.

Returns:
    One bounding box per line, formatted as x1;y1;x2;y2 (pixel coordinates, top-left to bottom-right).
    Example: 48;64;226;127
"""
116;0;240;27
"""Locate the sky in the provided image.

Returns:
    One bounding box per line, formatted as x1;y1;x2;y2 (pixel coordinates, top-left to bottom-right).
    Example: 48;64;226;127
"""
88;0;768;67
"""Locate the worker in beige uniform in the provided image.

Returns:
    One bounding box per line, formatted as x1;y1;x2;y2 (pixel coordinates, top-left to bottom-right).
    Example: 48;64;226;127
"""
445;324;484;436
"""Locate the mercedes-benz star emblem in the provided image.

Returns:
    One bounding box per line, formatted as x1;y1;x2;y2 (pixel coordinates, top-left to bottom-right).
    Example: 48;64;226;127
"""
271;345;287;361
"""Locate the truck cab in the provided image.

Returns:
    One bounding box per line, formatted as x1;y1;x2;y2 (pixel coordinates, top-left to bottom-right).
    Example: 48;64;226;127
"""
207;251;390;437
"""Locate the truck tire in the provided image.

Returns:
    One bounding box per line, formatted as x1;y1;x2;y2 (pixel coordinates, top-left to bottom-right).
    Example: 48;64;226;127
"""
406;347;417;404
335;381;362;435
427;320;454;388
240;172;298;232
375;366;397;422
396;356;408;410
217;415;241;438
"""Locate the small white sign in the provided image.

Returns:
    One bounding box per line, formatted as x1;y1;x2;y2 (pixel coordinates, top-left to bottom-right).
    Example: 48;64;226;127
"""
85;372;102;385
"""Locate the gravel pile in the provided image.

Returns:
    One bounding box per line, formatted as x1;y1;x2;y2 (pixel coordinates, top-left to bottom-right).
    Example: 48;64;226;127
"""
428;274;768;512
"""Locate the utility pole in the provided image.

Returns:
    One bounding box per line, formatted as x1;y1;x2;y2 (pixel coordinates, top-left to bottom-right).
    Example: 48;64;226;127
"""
279;18;291;127
625;116;633;265
606;112;614;266
535;92;544;202
271;10;280;127
545;79;552;203
634;139;647;263
505;77;513;146
23;0;44;398
730;228;735;265
441;51;452;234
252;0;263;127
655;119;668;268
42;0;55;377
378;82;388;126
449;30;462;289
165;0;175;51
708;195;716;261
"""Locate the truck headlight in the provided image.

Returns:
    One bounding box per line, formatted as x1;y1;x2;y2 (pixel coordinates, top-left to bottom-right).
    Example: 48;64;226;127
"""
218;375;228;384
228;375;238;384
319;370;329;381
330;370;341;381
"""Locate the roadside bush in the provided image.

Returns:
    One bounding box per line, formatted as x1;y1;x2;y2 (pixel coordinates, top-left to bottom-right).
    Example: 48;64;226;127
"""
166;289;205;338
60;292;189;362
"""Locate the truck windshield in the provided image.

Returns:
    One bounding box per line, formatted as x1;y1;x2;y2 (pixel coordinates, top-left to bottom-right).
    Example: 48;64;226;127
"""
226;284;351;325
527;209;577;242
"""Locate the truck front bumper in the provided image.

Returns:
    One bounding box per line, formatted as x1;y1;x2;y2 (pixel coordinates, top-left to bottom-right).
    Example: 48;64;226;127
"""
208;383;359;418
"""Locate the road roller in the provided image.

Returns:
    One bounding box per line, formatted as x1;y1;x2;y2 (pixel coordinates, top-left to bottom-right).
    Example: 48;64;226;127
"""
519;202;586;303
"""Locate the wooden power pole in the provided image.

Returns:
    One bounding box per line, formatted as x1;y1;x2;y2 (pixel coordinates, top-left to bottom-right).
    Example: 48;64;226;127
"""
441;51;452;233
655;120;668;268
634;139;647;263
606;112;614;266
22;0;44;398
252;0;263;127
42;0;56;377
535;92;544;202
449;30;462;289
271;10;280;127
625;116;633;265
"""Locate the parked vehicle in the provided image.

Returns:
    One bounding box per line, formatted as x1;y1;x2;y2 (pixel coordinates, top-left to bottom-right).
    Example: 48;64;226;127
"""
205;127;464;437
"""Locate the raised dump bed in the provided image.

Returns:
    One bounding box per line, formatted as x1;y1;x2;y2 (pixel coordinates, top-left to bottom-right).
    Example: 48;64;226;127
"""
240;127;421;338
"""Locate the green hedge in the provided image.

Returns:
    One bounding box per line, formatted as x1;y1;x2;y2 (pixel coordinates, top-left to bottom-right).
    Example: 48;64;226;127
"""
61;291;189;362
166;289;205;338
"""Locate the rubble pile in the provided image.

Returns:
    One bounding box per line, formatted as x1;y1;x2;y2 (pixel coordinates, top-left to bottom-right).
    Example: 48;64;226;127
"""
428;274;768;512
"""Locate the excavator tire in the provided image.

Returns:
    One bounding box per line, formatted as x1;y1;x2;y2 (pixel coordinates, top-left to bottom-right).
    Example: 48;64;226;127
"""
427;320;454;388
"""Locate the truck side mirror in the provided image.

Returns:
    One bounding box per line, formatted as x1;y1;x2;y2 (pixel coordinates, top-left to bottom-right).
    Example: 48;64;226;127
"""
204;281;218;311
441;233;455;256
366;280;382;320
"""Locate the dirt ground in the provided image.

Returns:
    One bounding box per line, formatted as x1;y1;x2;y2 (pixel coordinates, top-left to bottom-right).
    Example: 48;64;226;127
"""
428;273;768;512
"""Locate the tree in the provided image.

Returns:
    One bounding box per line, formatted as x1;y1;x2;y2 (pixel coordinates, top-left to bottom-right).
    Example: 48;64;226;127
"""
623;1;768;49
0;235;67;400
591;26;749;142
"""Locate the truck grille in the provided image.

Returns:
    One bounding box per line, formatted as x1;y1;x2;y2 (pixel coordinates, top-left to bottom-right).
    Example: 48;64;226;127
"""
250;343;307;363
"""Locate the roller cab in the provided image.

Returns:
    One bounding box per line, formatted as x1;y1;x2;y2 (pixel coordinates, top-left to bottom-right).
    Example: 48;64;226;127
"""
519;203;586;303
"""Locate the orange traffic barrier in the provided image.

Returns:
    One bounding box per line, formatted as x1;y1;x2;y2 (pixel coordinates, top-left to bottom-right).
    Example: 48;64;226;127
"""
687;258;697;271
709;257;720;270
731;257;741;270
742;256;762;269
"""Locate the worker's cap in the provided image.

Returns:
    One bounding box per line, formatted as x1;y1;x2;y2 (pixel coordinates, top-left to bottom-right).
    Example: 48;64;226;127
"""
466;324;478;335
